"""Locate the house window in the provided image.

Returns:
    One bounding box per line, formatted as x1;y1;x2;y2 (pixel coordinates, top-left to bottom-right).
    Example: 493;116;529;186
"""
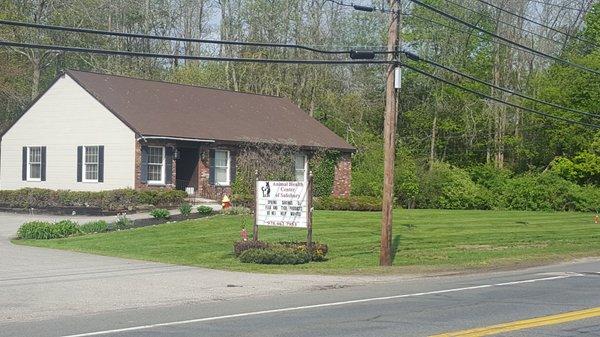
147;146;165;184
83;146;99;182
27;146;42;181
214;150;230;186
294;154;307;181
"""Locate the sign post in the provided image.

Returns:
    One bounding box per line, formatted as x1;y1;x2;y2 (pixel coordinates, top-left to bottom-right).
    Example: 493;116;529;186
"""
306;171;313;249
253;170;259;241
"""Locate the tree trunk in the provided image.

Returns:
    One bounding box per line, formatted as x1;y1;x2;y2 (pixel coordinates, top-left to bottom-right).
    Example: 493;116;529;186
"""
429;112;437;170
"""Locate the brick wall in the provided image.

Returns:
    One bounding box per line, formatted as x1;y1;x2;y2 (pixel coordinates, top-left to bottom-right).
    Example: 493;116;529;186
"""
196;146;232;200
134;140;352;200
332;153;352;197
134;140;177;190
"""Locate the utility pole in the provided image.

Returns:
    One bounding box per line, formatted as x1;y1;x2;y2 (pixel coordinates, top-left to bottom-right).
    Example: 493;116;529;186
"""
380;0;401;266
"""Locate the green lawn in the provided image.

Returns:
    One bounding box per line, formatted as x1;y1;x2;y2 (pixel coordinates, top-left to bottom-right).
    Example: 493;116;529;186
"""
14;209;600;274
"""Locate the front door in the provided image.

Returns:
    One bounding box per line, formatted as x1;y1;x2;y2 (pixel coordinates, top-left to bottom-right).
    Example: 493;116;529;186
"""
175;148;199;191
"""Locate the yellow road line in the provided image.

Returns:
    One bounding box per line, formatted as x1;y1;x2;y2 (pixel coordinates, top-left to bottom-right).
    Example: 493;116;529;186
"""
430;307;600;337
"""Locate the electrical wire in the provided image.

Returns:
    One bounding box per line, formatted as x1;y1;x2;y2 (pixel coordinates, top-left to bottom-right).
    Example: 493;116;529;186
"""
0;19;395;55
401;62;600;129
0;40;392;64
408;0;600;76
472;0;598;48
402;50;600;119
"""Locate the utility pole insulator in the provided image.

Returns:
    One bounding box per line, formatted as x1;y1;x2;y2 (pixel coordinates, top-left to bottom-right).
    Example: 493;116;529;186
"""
350;50;376;59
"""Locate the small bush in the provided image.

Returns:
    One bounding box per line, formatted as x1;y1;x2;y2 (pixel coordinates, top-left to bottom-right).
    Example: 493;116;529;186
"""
277;241;329;262
109;214;133;230
80;220;109;234
197;205;214;215
179;203;192;216
239;247;311;265
51;220;80;237
234;241;328;262
221;206;252;215
314;196;382;211
233;240;270;257
150;208;170;219
17;221;54;239
17;220;80;239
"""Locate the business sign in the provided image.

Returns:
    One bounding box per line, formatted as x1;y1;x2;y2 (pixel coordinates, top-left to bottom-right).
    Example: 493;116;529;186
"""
256;180;308;228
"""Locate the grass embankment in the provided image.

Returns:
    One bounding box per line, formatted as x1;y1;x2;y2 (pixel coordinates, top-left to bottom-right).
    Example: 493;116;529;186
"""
14;210;600;274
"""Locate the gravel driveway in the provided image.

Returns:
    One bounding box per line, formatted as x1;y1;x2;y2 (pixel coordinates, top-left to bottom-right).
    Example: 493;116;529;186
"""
0;212;392;323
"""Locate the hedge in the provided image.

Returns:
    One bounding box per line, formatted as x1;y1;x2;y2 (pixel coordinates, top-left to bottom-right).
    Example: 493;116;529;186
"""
239;247;311;265
0;188;187;211
234;240;328;263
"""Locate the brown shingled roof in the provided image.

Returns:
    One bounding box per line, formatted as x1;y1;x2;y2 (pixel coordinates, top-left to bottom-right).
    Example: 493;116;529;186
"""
66;70;355;152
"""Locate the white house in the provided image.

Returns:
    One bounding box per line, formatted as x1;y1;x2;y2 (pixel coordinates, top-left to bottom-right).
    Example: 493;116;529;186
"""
0;70;354;198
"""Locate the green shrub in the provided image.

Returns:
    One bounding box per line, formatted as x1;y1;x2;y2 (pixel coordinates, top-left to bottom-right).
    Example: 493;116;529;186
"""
415;162;491;210
313;196;382;211
109;215;133;230
0;188;187;211
221;206;252;215
150;208;170;219
233;240;270;257
138;189;188;206
277;241;329;262
17;221;54;239
197;205;214;215
179;202;192;216
51;220;80;237
498;172;592;211
17;220;80;239
239;247;311;265
80;220;109;234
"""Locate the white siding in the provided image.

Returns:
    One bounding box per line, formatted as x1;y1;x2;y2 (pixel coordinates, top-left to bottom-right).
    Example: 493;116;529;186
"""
0;75;136;191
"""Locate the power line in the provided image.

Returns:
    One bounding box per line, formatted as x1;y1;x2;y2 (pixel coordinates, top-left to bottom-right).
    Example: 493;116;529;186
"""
401;62;600;129
0;19;394;55
472;0;598;48
402;50;600;119
0;40;392;65
408;0;600;76
443;0;566;46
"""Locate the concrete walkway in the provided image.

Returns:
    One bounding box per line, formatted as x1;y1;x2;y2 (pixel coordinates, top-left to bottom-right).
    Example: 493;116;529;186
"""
0;212;395;323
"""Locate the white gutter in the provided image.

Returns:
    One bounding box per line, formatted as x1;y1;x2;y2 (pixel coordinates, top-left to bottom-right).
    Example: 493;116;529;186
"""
136;136;215;143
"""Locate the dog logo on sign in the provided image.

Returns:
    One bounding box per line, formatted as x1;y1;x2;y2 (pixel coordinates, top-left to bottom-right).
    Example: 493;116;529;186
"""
261;182;271;198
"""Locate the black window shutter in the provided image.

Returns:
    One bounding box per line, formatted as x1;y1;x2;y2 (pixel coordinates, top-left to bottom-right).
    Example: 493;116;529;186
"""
230;151;236;185
165;147;173;184
22;147;27;181
98;146;104;182
140;146;148;183
208;149;215;185
76;146;83;182
41;147;47;181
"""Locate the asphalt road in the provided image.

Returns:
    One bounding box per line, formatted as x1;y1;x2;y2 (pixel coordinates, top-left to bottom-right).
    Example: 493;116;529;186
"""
2;259;600;337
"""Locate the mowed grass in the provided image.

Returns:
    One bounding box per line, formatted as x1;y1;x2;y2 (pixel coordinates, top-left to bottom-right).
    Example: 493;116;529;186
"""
14;209;600;274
